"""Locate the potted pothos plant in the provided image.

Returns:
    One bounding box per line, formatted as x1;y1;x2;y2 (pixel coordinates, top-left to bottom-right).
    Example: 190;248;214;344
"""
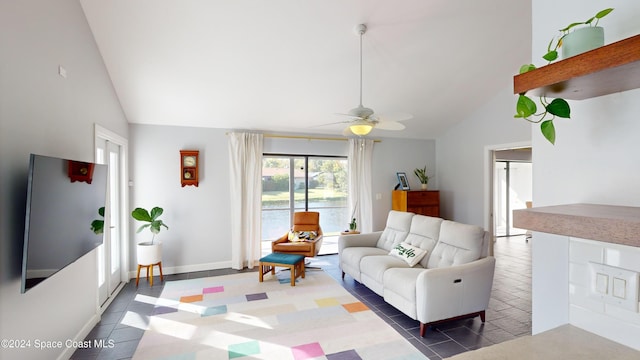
515;8;613;145
132;207;169;265
414;166;430;190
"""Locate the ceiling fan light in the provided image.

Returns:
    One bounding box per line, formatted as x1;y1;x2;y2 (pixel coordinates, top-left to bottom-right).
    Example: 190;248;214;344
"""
350;123;373;136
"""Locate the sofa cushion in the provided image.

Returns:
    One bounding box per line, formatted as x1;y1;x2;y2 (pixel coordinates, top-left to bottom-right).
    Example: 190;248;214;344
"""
403;215;443;267
340;247;389;282
360;255;416;295
382;267;425;319
427;220;485;269
375;210;414;251
389;242;428;267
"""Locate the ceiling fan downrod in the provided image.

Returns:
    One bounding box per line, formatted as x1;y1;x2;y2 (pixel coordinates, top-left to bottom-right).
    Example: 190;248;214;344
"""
350;24;374;119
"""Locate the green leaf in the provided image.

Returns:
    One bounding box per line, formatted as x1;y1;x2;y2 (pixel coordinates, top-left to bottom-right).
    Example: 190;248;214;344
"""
546;37;555;52
542;50;558;62
516;95;537;118
541;120;556;145
91;220;104;235
560;21;586;33
519;64;536;74
150;207;163;221
136;223;151;233
98;206;105;217
132;207;152;221
132;207;168;238
546;98;571;118
595;8;613;19
150;222;161;234
150;220;169;234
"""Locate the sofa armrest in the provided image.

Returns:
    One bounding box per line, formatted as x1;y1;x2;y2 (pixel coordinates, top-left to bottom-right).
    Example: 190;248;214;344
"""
271;233;289;249
416;256;496;324
338;231;382;252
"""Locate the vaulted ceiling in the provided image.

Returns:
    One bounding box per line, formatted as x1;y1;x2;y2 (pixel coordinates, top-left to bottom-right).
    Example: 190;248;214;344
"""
79;0;531;139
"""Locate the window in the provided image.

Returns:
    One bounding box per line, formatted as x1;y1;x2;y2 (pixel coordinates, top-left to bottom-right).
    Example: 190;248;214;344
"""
261;155;348;252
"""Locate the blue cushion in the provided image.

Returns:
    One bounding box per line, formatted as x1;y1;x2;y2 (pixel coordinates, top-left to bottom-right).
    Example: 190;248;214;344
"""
260;253;305;265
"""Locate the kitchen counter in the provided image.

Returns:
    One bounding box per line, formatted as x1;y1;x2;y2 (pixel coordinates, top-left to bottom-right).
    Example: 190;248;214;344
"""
513;203;640;248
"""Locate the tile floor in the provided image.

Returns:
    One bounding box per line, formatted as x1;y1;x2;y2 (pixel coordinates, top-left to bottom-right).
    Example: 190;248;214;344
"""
71;235;531;360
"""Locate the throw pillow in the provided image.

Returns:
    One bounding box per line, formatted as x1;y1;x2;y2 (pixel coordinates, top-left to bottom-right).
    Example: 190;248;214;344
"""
300;231;318;240
288;230;318;242
389;242;428;267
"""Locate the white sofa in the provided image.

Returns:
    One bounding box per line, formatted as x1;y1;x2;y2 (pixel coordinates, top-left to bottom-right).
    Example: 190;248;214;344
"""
339;210;495;337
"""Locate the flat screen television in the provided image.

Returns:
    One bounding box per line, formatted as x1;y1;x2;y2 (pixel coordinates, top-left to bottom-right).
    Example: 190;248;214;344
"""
21;154;108;293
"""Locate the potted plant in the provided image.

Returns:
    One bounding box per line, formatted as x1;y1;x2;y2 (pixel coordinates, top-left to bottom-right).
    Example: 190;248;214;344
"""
515;8;613;145
349;218;357;231
414;166;430;190
132;207;169;265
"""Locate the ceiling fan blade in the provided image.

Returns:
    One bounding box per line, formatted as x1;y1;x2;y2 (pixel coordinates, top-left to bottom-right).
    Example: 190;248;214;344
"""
335;112;364;120
310;120;353;128
374;121;406;131
375;112;414;122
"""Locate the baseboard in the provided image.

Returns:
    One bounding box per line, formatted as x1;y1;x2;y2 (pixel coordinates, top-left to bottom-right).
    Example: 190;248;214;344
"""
57;313;100;360
128;260;233;279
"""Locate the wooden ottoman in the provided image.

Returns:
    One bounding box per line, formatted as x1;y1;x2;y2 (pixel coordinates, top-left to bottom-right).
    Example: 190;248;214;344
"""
259;253;305;286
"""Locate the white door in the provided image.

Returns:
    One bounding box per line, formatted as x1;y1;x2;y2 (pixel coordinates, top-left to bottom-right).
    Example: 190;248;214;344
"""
96;139;123;306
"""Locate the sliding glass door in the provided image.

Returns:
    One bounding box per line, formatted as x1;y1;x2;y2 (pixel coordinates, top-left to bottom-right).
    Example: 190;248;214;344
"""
261;155;348;252
494;161;532;236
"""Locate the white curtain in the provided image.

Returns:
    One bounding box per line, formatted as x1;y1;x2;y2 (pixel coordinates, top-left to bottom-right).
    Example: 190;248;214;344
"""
348;138;374;233
228;132;263;269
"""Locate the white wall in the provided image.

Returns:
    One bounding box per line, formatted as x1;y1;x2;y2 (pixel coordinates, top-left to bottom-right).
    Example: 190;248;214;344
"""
436;85;532;227
530;0;640;348
0;1;129;359
128;126;435;272
370;137;436;229
129;125;232;274
569;238;640;349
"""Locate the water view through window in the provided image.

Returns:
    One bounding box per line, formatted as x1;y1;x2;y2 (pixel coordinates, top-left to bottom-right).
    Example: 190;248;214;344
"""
261;156;348;245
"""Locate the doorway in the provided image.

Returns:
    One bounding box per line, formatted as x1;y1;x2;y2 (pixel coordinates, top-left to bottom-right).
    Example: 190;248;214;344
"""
95;125;128;310
493;148;532;237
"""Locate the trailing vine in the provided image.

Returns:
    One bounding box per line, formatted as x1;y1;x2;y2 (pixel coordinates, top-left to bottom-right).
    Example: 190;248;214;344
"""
514;8;613;145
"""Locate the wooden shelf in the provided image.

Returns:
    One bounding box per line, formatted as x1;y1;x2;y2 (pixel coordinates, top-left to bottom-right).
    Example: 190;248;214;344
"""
513;34;640;100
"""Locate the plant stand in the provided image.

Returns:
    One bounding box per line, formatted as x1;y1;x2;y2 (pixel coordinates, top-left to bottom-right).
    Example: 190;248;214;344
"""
136;262;163;287
136;242;163;286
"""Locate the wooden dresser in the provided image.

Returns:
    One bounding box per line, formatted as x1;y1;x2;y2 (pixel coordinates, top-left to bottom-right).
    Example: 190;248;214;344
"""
392;190;440;217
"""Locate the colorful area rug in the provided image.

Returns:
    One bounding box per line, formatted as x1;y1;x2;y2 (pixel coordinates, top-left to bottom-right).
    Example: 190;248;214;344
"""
132;270;428;359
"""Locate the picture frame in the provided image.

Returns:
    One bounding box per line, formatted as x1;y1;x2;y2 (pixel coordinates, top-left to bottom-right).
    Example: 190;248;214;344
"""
396;172;410;190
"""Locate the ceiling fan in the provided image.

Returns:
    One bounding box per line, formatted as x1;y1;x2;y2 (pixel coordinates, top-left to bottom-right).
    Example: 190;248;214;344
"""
337;24;412;136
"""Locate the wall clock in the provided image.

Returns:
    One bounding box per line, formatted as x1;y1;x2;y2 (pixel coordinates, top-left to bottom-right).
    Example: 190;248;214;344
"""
180;150;199;187
68;160;95;184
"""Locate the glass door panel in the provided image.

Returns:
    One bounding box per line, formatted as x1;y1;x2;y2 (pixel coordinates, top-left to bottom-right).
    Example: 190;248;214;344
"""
261;157;291;240
107;142;121;291
261;155;348;255
509;162;532;234
292;157;307;210
494;161;532;237
306;158;348;236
